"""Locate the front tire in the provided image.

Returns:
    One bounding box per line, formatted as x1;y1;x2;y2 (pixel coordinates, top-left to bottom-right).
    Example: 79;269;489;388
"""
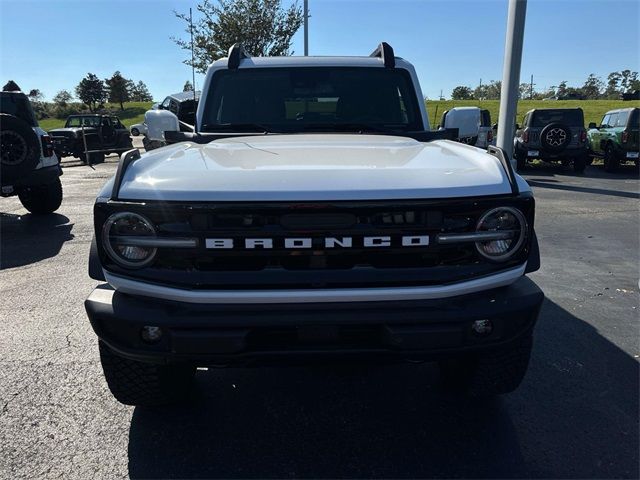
131;128;140;136
513;147;526;171
603;144;620;172
439;333;533;396
18;177;63;214
98;341;195;407
572;155;586;174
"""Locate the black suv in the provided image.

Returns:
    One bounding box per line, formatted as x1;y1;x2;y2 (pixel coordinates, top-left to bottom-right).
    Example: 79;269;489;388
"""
49;114;133;164
1;86;63;214
157;91;200;125
513;108;589;173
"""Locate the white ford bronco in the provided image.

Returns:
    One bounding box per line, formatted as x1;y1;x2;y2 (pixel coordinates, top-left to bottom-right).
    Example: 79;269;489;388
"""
85;43;543;406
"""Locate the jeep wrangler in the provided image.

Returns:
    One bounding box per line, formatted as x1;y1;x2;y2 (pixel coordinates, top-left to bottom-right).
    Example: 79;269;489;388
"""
587;107;639;172
1;84;63;214
513;108;589;173
85;43;544;407
49;114;133;164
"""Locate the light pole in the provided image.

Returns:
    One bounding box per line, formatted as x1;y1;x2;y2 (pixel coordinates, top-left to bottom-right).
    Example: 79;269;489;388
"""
304;0;309;56
497;0;527;167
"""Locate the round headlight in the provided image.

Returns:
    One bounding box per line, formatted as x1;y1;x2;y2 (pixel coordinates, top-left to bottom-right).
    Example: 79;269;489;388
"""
102;212;157;268
475;207;527;262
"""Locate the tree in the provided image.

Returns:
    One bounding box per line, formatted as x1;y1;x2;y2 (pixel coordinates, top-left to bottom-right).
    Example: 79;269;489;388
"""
605;72;622;98
473;80;501;100
183;80;194;92
52;90;73;106
75;73;107;112
518;83;531;99
28;89;44;102
105;71;131;110
173;0;304;73
129;80;153;102
451;86;473;100
581;74;603;99
555;80;568;98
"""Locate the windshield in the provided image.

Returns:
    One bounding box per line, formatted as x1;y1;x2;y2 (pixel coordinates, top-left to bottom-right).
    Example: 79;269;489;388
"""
531;109;584;127
65;116;102;127
201;67;423;133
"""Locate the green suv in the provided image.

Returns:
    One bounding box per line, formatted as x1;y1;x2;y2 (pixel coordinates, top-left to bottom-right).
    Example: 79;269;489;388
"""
587;108;639;172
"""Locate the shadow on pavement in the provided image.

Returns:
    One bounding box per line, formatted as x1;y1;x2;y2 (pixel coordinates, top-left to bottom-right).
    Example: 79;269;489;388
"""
521;161;639;180
127;299;638;479
0;212;74;269
527;178;640;199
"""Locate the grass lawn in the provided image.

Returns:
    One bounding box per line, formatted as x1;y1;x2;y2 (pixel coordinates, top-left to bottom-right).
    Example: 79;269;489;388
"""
38;101;154;131
37;99;639;132
425;99;640;128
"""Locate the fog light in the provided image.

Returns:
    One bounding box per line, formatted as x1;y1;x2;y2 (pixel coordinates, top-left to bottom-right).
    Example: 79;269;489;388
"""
471;319;493;335
141;326;162;343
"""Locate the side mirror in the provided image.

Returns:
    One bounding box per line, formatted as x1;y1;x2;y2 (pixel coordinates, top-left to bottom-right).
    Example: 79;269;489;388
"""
492;123;498;130
145;109;179;141
588;122;597;129
515;124;520;130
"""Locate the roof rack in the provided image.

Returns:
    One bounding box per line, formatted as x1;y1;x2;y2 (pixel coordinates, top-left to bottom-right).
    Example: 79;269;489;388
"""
227;43;250;70
370;42;395;68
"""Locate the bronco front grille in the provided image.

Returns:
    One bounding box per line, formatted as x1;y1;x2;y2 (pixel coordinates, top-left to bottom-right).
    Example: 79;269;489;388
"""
95;196;534;290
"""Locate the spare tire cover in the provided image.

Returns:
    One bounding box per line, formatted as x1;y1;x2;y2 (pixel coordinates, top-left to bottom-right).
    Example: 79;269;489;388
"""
1;113;40;183
540;122;571;153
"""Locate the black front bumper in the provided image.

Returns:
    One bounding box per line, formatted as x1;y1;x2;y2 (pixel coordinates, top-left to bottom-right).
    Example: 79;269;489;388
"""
85;277;544;366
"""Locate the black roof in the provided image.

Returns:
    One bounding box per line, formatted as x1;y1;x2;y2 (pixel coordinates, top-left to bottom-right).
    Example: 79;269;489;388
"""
167;91;201;102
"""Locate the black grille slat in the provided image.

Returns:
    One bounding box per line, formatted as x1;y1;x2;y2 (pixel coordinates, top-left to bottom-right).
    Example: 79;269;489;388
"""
96;196;534;289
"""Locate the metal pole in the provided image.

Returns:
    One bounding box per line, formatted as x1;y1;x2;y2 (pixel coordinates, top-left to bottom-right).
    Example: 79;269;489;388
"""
497;0;527;167
190;8;197;132
303;0;309;56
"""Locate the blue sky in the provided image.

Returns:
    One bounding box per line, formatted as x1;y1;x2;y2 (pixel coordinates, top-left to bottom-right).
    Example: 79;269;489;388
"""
0;0;638;101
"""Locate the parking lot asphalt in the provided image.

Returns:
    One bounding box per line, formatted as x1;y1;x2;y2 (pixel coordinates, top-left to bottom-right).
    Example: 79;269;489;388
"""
0;149;638;479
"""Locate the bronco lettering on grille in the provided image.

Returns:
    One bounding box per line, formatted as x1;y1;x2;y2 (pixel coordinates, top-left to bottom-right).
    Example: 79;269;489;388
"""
205;236;430;249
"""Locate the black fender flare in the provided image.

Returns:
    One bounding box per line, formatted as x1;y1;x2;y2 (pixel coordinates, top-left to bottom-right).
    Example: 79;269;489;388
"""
89;235;105;281
525;230;540;274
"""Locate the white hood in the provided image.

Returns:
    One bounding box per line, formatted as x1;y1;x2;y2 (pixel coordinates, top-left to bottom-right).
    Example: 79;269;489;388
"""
117;134;527;202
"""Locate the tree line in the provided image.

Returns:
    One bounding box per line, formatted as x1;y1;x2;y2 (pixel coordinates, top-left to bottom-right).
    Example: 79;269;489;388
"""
452;70;640;100
26;72;154;120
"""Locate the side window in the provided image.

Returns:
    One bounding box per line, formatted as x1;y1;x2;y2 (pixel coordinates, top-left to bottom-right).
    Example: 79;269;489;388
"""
601;114;611;128
522;113;529;127
606;113;618;128
615;111;629;127
160;97;171;109
101;117;112;127
481;110;491;127
169;100;179;115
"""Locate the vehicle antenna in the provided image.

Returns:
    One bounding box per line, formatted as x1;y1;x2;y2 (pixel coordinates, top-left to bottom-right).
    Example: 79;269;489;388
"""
190;7;198;134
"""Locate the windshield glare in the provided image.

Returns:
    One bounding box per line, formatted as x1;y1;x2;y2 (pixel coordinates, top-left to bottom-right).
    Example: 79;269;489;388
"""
531;109;584;127
66;116;102;127
201;67;422;132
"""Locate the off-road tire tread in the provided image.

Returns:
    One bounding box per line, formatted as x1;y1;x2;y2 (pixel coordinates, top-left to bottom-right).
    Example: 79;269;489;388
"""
98;341;194;407
18;177;63;214
440;334;533;396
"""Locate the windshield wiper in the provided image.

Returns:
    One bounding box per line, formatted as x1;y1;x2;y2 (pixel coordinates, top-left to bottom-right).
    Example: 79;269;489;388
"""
201;123;273;133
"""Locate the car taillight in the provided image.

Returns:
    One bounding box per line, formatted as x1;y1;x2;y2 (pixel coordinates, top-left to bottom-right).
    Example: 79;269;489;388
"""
522;130;529;143
580;130;587;143
621;131;629;143
41;135;54;157
487;129;493;143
